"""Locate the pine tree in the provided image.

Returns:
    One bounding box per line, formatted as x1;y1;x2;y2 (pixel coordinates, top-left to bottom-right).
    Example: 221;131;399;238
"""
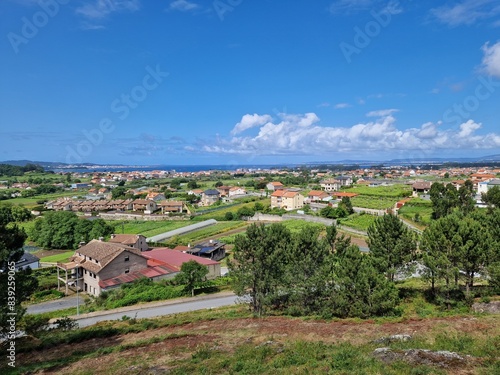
230;223;291;315
284;226;330;314
328;245;399;318
367;214;417;282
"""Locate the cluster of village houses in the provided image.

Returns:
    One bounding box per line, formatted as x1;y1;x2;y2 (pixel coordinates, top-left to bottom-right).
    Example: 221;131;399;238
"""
12;166;500;299
41;167;500;215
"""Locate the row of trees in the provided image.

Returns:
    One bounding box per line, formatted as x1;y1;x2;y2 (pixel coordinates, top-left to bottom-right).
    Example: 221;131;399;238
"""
30;211;114;249
231;207;500;317
0;163;44;176
230;220;410;318
429;180;476;219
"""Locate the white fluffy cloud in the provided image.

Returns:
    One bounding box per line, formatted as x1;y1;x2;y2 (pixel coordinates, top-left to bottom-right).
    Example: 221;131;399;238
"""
230;114;273;136
481;41;500;78
203;112;500;156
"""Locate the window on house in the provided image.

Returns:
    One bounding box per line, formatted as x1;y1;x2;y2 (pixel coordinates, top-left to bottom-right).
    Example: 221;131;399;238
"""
124;255;129;262
95;259;98;263
125;268;130;274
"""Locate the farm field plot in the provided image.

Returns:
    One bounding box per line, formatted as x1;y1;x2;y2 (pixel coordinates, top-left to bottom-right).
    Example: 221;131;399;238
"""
38;250;75;263
351;196;396;210
281;220;326;233
398;199;433;227
114;220;191;238
219;221;327;245
346;184;412;197
174;221;247;244
193;198;270;221
1;191;82;208
338;213;377;232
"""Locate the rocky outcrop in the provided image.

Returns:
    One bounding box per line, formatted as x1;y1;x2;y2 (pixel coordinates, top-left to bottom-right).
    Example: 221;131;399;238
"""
373;347;471;368
372;334;412;344
472;301;500;314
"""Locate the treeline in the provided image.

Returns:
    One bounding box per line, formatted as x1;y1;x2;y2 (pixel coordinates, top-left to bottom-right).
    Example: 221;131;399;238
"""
231;210;500;318
230;218;414;318
30;211;114;249
0;163;44;176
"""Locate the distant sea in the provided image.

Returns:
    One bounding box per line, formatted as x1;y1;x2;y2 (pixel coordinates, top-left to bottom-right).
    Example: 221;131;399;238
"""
52;164;297;173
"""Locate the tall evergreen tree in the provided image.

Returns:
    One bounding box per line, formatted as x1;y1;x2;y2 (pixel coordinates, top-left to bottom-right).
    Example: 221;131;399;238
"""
430;182;459;219
284;226;330;314
455;216;493;295
327;245;399;318
421;214;462;300
482;186;500;210
230;223;291;315
457;180;476;215
367;214;417;282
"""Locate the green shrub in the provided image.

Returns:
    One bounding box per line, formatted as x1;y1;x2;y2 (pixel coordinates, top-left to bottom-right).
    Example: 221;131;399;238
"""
21;314;50;336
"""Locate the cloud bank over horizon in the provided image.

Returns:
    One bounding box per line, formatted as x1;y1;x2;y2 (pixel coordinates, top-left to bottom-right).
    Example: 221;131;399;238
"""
201;112;500;158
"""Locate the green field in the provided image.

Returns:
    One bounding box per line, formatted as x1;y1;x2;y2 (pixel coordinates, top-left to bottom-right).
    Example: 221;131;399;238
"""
173;221;247;244
218;221;327;245
115;220;192;237
38;251;75;263
398;199;433;227
193;198;269;221
346;184;412;197
0;191;83;208
281;220;326;233
351;196;396;210
337;213;377;232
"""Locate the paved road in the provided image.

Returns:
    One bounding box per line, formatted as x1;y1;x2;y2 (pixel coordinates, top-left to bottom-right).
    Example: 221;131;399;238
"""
66;293;239;328
26;295;85;315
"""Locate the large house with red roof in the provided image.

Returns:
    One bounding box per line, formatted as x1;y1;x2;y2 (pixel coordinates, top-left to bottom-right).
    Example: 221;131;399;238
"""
57;239;221;296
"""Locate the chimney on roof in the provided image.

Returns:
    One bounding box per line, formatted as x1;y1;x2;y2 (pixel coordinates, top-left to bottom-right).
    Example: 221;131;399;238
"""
98;237;104;241
111;234;116;239
188;243;191;248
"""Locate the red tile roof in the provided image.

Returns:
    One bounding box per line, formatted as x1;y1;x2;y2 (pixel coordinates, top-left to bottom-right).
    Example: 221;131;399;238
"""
331;192;359;198
144;249;220;267
99;265;176;288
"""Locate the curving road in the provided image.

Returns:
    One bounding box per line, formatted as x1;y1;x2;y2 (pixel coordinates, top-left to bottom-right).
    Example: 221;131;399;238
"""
57;293;240;328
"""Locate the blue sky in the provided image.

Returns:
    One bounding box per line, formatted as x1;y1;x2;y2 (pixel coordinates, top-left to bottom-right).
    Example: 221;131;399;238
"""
1;0;500;166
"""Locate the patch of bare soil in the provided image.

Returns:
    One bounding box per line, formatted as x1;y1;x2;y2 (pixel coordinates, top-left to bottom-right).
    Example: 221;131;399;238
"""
349;236;368;248
23;315;499;374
